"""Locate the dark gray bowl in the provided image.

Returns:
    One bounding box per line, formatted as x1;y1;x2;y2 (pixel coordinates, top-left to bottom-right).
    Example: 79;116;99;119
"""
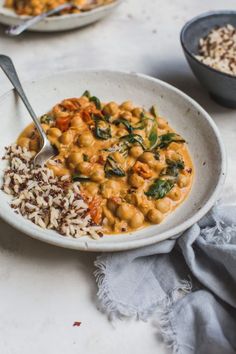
180;11;236;108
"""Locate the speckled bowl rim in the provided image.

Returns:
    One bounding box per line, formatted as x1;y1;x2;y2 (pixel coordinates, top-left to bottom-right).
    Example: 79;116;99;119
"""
0;70;227;252
180;10;236;80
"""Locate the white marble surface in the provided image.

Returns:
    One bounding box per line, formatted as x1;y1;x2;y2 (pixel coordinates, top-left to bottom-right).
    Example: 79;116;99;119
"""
0;1;236;353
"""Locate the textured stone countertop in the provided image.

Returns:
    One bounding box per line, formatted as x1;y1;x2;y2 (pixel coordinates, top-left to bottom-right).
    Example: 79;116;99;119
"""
0;1;235;353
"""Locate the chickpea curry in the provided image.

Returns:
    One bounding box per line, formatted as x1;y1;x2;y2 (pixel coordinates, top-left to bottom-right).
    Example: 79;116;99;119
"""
17;91;194;234
4;0;114;16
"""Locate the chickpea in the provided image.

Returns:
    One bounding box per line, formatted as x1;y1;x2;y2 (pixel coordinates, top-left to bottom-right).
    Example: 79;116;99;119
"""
76;161;92;175
68;152;84;166
129;173;145;188
105;181;121;190
84;183;99;196
60;130;74;145
129;146;143;158
147;209;164;224
103;102;119;116
129;210;144;229
49;165;69;177
166;150;181;162
155;198;171;213
47;127;62;139
70;115;84;128
117;203;135;221
107;198;121;214
153;160;166;173
103;207;116;226
116;128;128;137
29;138;40;152
91;166;105;182
113;151;125;164
128;191;143;206
132;107;143;118
101;180;121;198
178;174;190;188
130;116;140;125
111;124;118;136
41;123;49;133
120;111;132;121
18;137;30;150
139;201;152;216
119;101;133;112
169;142;182;152
77;132;94;147
133;129;146;139
21;125;35;138
158;117;168;129
139;152;156;167
78;96;89;105
168;186;182;201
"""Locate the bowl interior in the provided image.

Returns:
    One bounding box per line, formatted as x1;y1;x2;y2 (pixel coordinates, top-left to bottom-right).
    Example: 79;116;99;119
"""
0;71;226;251
182;11;236;55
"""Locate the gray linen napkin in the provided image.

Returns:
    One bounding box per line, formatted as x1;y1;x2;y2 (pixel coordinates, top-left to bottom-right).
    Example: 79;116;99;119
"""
94;205;236;354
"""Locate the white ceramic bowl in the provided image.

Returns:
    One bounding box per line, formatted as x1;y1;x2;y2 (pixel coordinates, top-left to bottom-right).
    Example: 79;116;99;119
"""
0;70;226;252
0;0;122;32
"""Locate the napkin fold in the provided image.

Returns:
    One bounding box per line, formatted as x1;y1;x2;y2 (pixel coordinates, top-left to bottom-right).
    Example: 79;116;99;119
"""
94;205;236;354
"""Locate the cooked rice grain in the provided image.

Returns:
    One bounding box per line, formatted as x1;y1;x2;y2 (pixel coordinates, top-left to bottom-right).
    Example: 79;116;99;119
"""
195;24;236;76
1;145;102;240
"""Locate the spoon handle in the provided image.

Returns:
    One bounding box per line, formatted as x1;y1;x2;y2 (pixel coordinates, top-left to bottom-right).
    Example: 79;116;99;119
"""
0;55;46;141
5;3;74;36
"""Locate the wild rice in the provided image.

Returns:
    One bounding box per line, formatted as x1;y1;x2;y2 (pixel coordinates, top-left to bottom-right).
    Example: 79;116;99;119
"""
1;144;102;240
195;24;236;76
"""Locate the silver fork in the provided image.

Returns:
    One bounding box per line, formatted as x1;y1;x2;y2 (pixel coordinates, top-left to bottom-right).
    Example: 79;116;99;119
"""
5;1;95;36
0;55;55;166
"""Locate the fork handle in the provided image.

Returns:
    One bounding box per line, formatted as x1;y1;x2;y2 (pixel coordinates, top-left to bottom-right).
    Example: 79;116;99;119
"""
0;55;46;140
6;3;74;36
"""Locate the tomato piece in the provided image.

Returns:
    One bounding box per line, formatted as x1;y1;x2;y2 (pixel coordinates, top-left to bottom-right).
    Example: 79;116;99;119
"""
55;116;70;132
88;196;102;225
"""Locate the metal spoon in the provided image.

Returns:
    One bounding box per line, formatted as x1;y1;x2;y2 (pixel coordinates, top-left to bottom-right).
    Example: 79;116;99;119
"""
5;1;96;36
0;55;55;167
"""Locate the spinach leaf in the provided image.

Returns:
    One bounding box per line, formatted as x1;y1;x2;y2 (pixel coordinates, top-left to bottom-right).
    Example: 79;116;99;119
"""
114;118;134;133
104;156;126;178
148;120;158;150
114;118;146;133
72;174;90;182
103;114;111;122
93;115;111;140
150;105;158;118
40;114;55;125
103;142;129;156
139;111;158;149
140;112;154;122
161;159;185;178
133;121;146;130
164;159;185;177
145;179;174;199
82;90;91;98
120;134;146;150
82;91;101;109
90;96;101;109
153;150;160;160
83;154;89;162
157;133;185;149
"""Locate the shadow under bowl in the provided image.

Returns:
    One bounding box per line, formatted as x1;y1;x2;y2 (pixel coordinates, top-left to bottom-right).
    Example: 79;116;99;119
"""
180;10;236;108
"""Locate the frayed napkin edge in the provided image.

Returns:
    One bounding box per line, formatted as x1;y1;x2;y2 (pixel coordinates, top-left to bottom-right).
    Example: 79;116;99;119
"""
94;255;164;320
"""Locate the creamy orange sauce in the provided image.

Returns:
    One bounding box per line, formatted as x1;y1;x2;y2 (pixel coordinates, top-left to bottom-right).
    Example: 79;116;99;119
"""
17;93;194;234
